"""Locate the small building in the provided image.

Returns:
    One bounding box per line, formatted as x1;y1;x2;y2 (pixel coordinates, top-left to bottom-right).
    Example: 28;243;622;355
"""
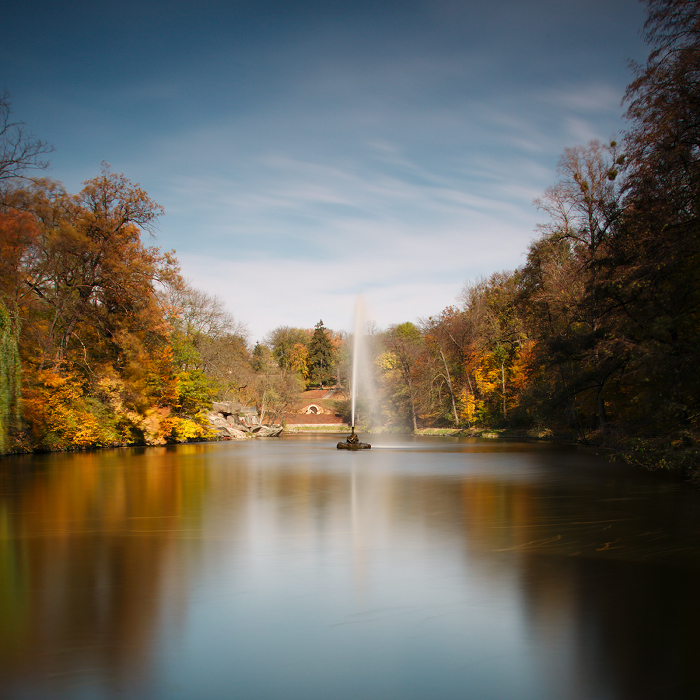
283;388;348;429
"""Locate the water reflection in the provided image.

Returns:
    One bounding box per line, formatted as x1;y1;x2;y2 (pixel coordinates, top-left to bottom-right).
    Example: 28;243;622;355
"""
0;437;699;699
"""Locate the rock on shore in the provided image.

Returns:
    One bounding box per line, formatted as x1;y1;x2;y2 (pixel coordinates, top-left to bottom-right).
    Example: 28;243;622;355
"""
206;402;283;439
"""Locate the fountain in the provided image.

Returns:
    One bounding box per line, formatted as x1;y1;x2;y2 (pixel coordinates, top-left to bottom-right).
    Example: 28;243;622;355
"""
337;423;371;450
337;296;372;450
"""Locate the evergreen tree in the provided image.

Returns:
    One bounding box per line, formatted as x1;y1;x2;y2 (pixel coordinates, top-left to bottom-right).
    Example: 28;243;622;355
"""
251;342;273;373
308;320;335;387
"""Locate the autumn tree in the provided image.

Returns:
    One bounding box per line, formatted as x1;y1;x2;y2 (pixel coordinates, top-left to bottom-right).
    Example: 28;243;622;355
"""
164;282;248;357
161;281;250;406
607;0;700;439
381;322;424;430
421;304;483;427
457;274;529;424
8;166;173;369
251;341;274;373
253;370;305;425
529;139;632;433
534;139;625;258
0;95;51;451
515;236;587;435
265;326;310;378
511;1;700;448
420;311;461;425
625;0;700;187
247;338;303;424
0;165;222;448
0;103;252;450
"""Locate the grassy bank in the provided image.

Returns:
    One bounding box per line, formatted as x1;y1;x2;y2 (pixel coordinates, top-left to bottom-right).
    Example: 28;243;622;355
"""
414;427;569;440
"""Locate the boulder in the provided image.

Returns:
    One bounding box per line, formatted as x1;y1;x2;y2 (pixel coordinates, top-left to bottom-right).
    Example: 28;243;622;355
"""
254;424;284;438
205;412;249;440
212;401;242;417
226;427;249;440
206;403;283;439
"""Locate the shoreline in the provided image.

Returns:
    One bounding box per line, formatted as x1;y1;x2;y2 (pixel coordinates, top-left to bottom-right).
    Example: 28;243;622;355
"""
3;427;697;484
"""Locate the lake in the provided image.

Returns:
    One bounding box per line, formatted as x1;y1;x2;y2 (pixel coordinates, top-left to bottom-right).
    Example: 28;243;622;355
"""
1;434;699;699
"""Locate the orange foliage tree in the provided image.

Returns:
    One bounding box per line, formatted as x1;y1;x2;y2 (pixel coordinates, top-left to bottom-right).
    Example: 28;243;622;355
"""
1;165;215;450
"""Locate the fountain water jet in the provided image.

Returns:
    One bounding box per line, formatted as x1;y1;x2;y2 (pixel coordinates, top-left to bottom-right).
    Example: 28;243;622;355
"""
338;295;375;450
351;296;363;429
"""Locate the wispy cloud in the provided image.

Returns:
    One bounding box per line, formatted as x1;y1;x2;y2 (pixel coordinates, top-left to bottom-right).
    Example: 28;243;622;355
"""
2;0;647;341
544;83;623;113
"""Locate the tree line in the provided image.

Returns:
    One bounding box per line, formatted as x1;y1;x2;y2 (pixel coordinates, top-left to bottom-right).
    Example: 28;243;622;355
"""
0;134;347;452
355;0;700;474
2;1;699;474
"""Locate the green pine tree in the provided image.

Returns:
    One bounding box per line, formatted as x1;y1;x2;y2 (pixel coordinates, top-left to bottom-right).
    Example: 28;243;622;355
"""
308;320;335;388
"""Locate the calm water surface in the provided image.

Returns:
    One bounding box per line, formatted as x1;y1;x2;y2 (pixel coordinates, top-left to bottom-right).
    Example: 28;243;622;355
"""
1;435;700;699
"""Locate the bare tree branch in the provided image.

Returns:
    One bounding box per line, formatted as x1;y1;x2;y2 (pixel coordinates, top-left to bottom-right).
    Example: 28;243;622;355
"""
0;91;53;184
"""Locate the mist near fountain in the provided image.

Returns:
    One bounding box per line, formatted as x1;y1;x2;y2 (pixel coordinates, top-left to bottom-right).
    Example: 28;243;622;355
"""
350;295;379;430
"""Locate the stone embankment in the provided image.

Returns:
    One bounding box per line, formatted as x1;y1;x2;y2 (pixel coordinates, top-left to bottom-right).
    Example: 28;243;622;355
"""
206;402;283;440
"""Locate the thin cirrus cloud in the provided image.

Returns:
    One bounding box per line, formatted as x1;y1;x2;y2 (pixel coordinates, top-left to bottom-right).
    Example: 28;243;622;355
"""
170;154;536;341
0;0;648;340
139;82;626;341
178;215;521;343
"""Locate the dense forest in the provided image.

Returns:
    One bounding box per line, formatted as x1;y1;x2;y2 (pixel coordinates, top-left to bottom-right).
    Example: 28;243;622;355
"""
1;0;699;475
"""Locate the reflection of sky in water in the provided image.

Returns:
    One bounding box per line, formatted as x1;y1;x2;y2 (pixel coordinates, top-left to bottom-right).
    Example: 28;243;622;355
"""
163;464;533;699
1;437;700;699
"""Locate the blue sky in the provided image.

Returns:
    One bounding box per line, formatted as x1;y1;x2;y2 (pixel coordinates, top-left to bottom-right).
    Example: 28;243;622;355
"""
2;0;648;341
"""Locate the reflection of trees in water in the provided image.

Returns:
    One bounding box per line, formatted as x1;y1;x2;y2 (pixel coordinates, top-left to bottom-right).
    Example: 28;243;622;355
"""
1;444;700;697
477;476;700;700
0;445;214;695
309;464;700;700
519;555;700;699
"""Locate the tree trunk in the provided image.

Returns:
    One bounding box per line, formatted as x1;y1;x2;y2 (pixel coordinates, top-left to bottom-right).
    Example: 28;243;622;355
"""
259;392;268;425
501;361;507;419
437;345;459;425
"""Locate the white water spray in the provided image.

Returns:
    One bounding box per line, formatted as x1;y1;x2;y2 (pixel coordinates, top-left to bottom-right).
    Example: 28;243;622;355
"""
350;295;379;430
351;297;362;428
